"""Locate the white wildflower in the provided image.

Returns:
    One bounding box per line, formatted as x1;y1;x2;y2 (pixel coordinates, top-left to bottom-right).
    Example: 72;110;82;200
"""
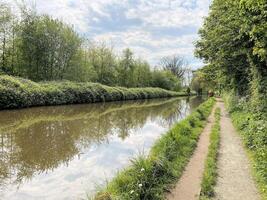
130;190;134;194
138;184;142;188
140;168;145;172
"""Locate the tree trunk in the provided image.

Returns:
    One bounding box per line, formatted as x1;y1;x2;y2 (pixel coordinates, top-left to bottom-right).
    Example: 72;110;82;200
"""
2;31;6;71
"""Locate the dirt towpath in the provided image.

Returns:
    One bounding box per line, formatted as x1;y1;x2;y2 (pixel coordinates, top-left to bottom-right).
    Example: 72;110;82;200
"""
166;100;260;200
166;103;218;200
214;101;260;200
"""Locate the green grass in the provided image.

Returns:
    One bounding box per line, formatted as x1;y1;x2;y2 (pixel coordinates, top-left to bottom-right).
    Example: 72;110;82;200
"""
223;93;267;200
93;98;216;200
200;108;221;200
0;75;189;110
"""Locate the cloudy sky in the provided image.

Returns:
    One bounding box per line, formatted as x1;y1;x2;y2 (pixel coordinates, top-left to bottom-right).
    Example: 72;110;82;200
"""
10;0;211;68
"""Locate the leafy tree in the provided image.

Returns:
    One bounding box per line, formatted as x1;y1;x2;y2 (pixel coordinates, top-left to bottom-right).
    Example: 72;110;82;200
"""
195;0;266;111
160;55;187;80
117;48;135;87
86;42;117;85
0;1;186;92
0;2;13;73
239;0;267;109
63;48;97;82
132;60;152;87
17;13;82;81
195;0;251;95
152;70;181;91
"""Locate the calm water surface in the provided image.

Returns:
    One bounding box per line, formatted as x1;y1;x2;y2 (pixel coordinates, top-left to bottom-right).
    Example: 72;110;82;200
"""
0;96;205;200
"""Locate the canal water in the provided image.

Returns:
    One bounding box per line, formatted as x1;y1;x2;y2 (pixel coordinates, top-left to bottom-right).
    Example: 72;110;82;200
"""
0;96;205;200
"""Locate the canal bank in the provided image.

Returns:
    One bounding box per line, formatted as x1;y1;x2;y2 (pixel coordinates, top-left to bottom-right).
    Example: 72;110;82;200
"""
94;98;215;200
0;75;192;110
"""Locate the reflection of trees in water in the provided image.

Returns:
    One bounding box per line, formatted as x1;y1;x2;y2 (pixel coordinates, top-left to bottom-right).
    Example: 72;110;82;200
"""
0;97;204;189
156;97;204;128
156;101;183;128
190;96;207;111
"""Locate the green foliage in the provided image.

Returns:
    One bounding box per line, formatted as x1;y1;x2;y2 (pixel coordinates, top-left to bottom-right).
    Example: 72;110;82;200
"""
0;4;186;91
84;42;117;85
195;0;251;94
132;60;152;87
191;64;223;94
16;13;82;81
195;0;267;111
240;0;267;62
0;1;15;73
200;108;221;199
224;93;267;199
151;70;181;91
116;48;135;87
94;98;216;200
0;75;187;110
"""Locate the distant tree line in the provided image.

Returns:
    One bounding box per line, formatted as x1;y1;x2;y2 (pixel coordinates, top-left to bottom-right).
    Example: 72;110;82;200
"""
0;1;190;91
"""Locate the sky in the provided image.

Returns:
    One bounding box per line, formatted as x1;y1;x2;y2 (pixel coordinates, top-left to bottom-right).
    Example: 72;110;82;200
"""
9;0;211;69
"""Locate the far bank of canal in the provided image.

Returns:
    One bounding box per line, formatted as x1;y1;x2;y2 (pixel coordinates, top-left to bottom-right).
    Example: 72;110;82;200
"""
0;96;205;200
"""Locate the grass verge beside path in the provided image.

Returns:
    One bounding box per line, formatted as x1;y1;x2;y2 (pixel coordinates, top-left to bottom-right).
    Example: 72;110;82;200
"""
200;107;221;200
94;98;215;200
0;75;189;110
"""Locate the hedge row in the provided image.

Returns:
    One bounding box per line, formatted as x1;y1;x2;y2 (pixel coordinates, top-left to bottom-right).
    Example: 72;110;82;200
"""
0;75;187;110
94;98;216;200
200;107;221;199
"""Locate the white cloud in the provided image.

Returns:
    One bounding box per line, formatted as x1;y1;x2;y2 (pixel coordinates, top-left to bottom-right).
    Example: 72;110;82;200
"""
126;0;208;28
8;0;211;68
92;29;199;65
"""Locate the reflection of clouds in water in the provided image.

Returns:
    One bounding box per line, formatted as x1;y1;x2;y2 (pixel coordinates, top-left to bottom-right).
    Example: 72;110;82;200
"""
0;97;205;200
3;121;166;200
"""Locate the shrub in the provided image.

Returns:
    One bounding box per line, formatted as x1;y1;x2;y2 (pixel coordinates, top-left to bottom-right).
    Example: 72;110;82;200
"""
0;75;188;110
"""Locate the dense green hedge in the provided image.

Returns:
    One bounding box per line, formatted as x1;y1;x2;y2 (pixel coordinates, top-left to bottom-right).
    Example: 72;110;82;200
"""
224;93;267;199
0;75;188;110
94;98;215;200
200;108;221;200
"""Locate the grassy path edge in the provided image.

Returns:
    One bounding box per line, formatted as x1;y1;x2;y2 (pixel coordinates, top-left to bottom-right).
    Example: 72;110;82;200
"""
93;98;215;200
199;107;221;199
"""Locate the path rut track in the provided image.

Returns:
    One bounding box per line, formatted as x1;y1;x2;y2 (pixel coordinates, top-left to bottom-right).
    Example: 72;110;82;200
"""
166;100;261;200
214;101;260;200
166;102;218;200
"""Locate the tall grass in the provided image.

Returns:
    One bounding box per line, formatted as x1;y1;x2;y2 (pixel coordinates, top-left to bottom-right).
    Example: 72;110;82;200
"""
200;108;221;199
93;98;216;200
0;75;189;110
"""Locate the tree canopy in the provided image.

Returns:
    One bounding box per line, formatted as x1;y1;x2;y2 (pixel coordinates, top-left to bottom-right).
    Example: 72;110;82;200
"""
195;0;267;111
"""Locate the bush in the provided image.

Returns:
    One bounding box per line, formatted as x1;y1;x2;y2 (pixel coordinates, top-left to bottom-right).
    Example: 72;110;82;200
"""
94;98;216;200
0;75;188;110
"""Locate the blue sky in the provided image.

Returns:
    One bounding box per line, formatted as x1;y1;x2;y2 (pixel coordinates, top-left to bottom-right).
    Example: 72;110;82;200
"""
10;0;211;69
